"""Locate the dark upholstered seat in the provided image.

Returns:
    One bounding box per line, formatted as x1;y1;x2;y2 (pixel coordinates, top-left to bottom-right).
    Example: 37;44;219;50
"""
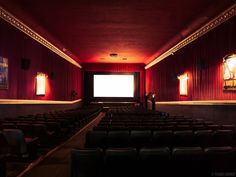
212;130;234;146
0;155;6;177
152;130;173;147
85;130;107;148
194;130;213;147
71;148;104;177
105;148;137;177
172;147;204;177
130;130;152;148
2;129;38;159
106;131;130;148
139;147;170;177
204;146;235;175
173;130;194;147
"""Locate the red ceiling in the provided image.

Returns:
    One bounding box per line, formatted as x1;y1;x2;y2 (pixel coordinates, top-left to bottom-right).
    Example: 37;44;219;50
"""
0;0;235;64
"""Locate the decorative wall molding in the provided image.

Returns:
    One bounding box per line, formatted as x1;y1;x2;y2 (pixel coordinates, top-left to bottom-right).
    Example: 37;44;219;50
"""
0;7;82;68
145;3;236;69
156;100;236;106
0;98;82;105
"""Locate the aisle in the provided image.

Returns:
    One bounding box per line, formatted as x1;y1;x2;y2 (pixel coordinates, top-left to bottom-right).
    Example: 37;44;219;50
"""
18;112;105;177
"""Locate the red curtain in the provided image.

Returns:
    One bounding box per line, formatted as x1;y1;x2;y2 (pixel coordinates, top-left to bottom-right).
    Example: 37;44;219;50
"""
146;16;236;101
0;19;82;101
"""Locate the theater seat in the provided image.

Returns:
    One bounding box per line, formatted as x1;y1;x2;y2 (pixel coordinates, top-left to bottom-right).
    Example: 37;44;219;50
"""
172;147;204;177
173;130;194;147
204;146;235;176
2;129;38;159
85;131;107;148
221;124;235;131
152;130;173;147
212;130;234;146
17;123;33;138
31;124;55;147
0;131;10;156
71;148;104;177
0;155;5;177
105;148;137;177
139;147;170;177
130;130;151;148
106;131;130;148
194;130;213;147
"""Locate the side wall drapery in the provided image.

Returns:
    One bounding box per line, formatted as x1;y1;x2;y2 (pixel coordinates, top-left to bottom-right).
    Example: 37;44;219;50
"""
146;16;236;101
0;18;82;101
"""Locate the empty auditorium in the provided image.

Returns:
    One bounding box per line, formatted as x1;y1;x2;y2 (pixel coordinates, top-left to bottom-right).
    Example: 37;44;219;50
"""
0;0;236;177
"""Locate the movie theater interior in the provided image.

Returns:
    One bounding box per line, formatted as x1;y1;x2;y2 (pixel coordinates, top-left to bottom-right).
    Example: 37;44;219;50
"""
0;0;236;177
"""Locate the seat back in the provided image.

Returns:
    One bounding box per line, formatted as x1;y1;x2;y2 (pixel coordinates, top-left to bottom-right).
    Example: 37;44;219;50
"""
152;130;172;147
172;147;204;177
173;130;194;147
107;131;130;147
130;130;151;148
0;155;6;177
71;148;104;177
17;123;33;137
85;131;107;148
221;124;235;131
32;124;48;137
2;129;27;155
0;131;9;155
139;147;170;177
213;130;234;146
105;148;137;177
194;130;213;147
204;146;235;175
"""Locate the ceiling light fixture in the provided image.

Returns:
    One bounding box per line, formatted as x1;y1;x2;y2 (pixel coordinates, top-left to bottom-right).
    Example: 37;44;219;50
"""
110;53;118;57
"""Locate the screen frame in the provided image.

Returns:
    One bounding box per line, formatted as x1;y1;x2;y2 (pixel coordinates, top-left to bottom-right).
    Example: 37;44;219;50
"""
84;72;140;103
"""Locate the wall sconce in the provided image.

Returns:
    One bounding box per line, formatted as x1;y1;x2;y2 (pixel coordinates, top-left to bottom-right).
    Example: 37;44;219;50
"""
178;73;188;96
36;72;47;95
152;93;156;99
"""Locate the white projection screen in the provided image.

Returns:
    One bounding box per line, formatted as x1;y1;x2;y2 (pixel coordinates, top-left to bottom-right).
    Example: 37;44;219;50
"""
93;75;134;97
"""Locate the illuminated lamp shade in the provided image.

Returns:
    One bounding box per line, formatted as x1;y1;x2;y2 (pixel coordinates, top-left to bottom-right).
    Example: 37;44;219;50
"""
36;72;47;95
177;73;188;96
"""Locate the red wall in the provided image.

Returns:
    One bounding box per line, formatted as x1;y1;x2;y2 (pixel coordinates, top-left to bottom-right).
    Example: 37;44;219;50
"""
0;19;82;101
83;63;145;102
146;16;236;101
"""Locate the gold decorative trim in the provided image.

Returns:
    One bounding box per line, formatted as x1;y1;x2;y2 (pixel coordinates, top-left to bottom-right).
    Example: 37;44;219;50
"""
0;98;82;105
145;3;236;69
156;100;236;106
0;7;82;68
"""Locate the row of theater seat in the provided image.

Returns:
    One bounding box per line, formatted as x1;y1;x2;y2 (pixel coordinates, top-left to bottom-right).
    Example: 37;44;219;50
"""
0;107;101;137
97;114;234;130
105;107;167;116
0;106;102;150
78;107;236;177
93;124;234;131
0;106;102;177
71;147;236;177
85;129;235;148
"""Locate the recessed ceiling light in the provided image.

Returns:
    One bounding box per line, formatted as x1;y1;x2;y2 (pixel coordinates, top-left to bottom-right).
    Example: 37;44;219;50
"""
110;53;118;57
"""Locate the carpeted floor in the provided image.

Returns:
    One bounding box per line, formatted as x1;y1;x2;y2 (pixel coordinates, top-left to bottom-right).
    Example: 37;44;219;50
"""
17;112;105;177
